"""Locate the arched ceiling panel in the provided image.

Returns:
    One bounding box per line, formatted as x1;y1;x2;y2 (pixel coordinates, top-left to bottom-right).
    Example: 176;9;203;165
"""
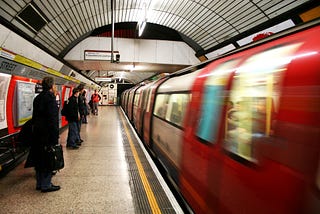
0;0;318;84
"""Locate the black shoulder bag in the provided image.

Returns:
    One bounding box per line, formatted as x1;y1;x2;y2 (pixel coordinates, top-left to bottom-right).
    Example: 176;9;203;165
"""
45;144;64;171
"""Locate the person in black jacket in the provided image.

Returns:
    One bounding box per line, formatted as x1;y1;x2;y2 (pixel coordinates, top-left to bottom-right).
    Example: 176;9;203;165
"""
76;84;86;144
81;90;89;124
77;84;86;122
24;76;60;192
66;88;81;149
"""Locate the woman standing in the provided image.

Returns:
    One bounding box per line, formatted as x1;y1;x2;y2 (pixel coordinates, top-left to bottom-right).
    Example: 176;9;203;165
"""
25;76;61;192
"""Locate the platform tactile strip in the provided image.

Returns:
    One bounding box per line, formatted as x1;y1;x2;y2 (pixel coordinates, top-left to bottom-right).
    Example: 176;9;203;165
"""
117;109;177;214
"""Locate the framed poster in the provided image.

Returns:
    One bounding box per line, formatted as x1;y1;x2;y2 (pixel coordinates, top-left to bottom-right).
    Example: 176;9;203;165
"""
14;81;36;127
64;87;70;101
0;73;11;129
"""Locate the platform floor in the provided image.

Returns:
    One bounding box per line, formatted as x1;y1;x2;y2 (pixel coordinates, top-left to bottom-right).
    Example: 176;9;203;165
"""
0;106;183;213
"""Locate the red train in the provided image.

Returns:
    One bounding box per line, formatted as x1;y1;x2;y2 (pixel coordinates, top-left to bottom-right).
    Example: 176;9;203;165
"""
121;20;320;214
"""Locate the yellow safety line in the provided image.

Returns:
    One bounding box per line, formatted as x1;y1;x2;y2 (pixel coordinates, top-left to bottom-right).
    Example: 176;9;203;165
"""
119;110;162;214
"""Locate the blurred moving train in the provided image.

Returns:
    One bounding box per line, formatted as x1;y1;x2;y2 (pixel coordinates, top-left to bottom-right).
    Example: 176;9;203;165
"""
121;21;320;214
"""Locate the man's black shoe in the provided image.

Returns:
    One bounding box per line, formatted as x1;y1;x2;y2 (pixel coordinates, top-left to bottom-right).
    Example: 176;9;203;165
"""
41;185;60;193
76;142;82;146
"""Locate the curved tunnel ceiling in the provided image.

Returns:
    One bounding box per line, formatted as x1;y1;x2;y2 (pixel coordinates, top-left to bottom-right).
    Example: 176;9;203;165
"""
0;0;319;85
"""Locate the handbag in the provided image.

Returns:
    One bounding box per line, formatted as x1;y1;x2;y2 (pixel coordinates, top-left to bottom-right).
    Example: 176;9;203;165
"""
44;144;64;171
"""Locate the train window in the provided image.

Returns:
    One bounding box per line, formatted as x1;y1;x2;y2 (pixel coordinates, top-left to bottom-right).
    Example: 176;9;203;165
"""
196;59;239;143
154;94;170;118
165;93;190;127
225;43;302;162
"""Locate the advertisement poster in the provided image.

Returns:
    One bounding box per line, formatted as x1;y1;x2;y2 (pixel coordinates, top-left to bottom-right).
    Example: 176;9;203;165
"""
15;81;36;126
0;73;11;129
64;87;70;101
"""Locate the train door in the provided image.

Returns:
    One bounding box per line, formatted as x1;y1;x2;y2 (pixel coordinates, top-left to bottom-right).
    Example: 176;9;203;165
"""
180;58;239;213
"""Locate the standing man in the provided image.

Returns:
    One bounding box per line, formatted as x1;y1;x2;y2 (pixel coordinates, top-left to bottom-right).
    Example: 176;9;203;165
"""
91;89;101;115
81;90;89;124
76;84;86;144
66;88;81;149
77;84;86;122
25;76;61;192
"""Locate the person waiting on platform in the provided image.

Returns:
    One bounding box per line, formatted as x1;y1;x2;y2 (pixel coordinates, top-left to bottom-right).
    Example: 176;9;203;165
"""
81;89;89;123
77;84;87;125
76;84;85;145
24;76;61;192
91;90;101;115
66;88;81;149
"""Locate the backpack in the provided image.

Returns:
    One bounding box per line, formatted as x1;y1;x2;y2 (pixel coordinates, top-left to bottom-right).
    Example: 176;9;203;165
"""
61;100;70;117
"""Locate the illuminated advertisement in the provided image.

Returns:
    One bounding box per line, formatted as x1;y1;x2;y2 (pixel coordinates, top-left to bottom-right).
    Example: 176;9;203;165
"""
0;73;11;129
14;81;36;127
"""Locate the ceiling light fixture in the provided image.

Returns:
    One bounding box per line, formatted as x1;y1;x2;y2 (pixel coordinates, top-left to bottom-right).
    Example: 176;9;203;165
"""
138;21;146;37
138;1;148;37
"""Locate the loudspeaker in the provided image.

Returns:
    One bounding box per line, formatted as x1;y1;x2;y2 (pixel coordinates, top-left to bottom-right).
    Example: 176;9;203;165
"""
115;54;120;62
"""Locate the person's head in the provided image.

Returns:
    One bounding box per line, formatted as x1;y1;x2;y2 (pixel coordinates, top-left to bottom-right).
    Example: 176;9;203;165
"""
42;76;55;91
72;88;80;97
77;84;84;92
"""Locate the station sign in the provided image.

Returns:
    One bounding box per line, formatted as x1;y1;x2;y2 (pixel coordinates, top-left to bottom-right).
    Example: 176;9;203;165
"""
84;50;119;61
94;77;112;82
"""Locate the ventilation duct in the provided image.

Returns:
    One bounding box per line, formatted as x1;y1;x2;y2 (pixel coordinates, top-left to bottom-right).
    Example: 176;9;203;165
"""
17;3;48;32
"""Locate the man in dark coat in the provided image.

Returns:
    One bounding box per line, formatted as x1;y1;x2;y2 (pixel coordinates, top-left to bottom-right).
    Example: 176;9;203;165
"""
76;84;85;143
77;84;86;121
24;76;61;192
66;88;81;149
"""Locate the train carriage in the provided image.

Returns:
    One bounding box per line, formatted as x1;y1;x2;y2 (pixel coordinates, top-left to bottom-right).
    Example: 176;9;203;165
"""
142;77;169;147
151;70;202;184
181;23;320;214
